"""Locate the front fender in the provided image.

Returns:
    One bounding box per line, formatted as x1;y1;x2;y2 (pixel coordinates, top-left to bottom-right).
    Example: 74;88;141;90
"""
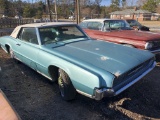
0;36;16;53
48;60;100;95
48;60;115;96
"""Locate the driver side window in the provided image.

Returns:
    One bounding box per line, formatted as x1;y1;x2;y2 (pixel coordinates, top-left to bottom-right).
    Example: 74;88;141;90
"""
18;28;38;45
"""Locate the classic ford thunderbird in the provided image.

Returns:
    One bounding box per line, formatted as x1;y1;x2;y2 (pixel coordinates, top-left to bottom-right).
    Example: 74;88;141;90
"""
80;19;160;54
0;22;156;101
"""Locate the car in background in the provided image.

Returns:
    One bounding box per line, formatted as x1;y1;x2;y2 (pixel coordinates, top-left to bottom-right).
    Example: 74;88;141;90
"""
80;19;160;55
0;22;155;101
69;16;75;20
15;15;22;19
126;19;150;31
83;16;91;20
2;15;8;19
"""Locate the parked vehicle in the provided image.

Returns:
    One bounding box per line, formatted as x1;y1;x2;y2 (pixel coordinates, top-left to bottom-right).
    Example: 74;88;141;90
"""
83;16;91;20
0;22;155;101
2;15;8;19
79;19;160;54
68;16;75;20
125;19;150;31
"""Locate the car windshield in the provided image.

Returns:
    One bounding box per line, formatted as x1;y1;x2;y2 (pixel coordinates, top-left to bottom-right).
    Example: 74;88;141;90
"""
126;20;141;27
104;20;132;31
39;25;87;45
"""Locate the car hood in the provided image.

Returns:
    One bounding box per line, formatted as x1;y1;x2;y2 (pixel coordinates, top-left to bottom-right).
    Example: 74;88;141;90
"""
43;40;154;77
104;30;160;41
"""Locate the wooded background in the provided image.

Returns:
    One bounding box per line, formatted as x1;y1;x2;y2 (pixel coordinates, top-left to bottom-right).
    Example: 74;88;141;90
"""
0;0;160;19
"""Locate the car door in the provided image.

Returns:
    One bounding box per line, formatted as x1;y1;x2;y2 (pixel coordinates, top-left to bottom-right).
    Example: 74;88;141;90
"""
15;27;40;70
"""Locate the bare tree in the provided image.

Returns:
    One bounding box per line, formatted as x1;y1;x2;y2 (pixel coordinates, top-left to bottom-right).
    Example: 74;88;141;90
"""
122;0;127;8
80;0;95;6
81;7;92;17
136;0;147;6
95;0;102;5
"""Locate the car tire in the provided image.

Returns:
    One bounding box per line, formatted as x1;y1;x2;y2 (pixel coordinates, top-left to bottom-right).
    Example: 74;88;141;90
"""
58;69;76;101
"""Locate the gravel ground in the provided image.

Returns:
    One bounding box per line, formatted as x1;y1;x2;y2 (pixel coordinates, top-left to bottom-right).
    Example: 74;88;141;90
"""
0;48;160;120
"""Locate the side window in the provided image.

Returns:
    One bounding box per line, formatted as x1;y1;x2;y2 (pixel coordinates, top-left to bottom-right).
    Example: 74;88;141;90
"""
18;28;38;45
104;21;110;31
87;22;93;29
110;21;124;28
79;22;88;29
87;22;102;30
93;22;102;30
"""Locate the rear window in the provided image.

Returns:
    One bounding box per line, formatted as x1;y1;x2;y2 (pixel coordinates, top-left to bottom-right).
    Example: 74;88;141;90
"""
80;21;102;30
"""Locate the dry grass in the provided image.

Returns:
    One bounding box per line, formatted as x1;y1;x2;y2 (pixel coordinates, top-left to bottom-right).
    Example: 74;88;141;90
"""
139;21;160;27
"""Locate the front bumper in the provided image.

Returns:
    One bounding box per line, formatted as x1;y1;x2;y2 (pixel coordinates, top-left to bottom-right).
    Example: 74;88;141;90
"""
94;61;156;100
94;88;114;100
150;49;160;54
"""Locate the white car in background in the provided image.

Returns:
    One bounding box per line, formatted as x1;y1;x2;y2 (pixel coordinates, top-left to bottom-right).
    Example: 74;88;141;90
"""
69;16;75;20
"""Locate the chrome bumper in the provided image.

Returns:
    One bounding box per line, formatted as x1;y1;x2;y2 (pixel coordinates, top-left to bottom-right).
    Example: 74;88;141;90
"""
150;49;160;54
94;61;156;100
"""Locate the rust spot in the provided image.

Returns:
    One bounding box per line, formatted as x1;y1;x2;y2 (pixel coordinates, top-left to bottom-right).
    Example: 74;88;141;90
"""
101;56;108;61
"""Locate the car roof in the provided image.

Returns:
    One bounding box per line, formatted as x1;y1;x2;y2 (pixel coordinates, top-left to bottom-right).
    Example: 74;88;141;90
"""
82;19;108;22
10;22;76;38
17;22;76;28
82;19;124;23
125;19;136;21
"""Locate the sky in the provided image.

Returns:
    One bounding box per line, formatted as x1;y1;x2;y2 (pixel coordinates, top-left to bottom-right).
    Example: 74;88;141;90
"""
24;0;112;6
100;0;138;6
101;0;111;6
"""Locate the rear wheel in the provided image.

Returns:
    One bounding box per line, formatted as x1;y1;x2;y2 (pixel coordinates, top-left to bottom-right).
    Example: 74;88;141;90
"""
58;69;76;101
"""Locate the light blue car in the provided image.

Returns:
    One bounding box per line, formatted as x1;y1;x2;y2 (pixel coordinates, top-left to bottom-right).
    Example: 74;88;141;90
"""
0;22;156;101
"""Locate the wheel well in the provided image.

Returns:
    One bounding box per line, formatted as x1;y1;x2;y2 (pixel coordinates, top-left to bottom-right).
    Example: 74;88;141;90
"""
5;44;10;53
48;65;59;82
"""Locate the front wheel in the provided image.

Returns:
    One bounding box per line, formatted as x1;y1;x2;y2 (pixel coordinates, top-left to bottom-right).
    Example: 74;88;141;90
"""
58;69;76;101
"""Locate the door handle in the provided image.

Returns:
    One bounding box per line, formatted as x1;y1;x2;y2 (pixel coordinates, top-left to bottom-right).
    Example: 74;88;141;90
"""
16;44;21;46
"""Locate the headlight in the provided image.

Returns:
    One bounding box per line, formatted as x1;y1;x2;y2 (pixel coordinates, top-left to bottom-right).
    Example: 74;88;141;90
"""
145;42;153;50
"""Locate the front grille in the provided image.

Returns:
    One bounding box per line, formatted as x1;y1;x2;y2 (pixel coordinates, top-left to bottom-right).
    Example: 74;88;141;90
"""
113;58;154;92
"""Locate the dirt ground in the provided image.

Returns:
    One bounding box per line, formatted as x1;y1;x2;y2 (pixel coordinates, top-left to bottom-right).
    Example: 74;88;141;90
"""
0;47;160;120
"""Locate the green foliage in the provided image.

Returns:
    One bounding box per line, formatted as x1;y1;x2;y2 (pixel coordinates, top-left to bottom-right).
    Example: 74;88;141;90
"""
23;5;35;18
142;0;157;12
109;0;120;12
0;0;160;19
35;1;44;19
100;6;107;18
109;4;120;12
36;10;43;19
121;0;126;8
111;0;120;6
0;0;10;15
